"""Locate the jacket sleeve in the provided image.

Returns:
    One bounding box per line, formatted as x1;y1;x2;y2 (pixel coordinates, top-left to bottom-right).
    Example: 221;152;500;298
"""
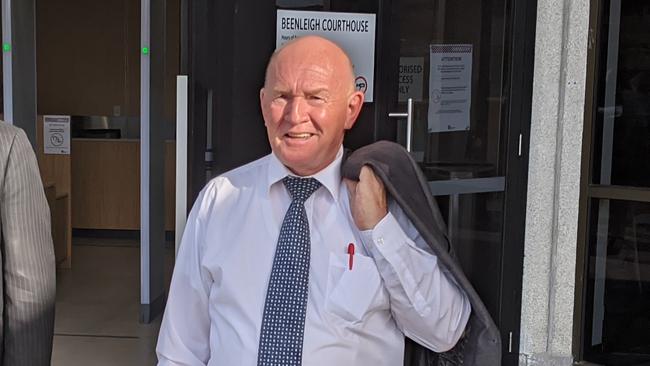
359;201;471;353
0;129;56;365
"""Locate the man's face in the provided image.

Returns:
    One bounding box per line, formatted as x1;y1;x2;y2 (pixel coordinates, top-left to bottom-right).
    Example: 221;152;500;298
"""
260;39;363;176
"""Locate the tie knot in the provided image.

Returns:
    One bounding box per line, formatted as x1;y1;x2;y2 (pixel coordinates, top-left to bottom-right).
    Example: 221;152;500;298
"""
283;176;321;203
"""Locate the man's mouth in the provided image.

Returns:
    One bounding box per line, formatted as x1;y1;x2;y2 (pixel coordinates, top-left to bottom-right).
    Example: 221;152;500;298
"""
285;132;314;140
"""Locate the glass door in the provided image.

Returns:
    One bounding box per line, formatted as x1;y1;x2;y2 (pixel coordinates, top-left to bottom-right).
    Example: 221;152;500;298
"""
185;1;534;363
375;0;535;363
385;1;509;309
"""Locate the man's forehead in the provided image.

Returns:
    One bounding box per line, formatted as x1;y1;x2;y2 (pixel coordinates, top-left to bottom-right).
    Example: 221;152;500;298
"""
272;47;335;72
275;36;348;63
265;37;354;86
268;56;339;86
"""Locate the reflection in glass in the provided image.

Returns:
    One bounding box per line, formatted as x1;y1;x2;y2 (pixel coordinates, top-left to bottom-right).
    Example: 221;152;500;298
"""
396;0;508;179
392;0;509;329
584;198;650;364
592;0;650;188
436;192;504;318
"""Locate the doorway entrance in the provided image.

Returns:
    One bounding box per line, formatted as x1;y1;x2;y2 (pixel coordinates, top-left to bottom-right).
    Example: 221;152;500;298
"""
183;0;535;364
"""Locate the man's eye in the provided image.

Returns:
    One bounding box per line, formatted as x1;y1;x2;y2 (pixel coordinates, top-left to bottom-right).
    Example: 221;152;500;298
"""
308;95;325;101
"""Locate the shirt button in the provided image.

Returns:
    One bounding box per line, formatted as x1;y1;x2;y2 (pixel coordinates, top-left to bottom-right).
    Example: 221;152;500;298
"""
377;237;384;245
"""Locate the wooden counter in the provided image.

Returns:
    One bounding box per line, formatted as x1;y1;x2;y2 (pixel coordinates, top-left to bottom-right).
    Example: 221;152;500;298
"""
37;117;72;268
71;138;176;231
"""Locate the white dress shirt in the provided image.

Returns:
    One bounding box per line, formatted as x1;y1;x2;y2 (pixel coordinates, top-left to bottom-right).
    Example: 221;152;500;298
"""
156;147;471;366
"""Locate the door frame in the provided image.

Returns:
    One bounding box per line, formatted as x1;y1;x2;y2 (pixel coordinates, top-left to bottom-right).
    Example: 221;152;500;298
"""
498;0;537;362
574;0;650;363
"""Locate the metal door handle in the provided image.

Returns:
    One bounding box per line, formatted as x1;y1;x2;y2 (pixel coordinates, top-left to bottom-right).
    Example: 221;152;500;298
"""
388;98;413;152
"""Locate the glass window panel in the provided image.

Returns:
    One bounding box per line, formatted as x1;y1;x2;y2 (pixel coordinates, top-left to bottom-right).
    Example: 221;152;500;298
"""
436;191;504;319
591;0;650;188
396;0;508;179
583;198;650;365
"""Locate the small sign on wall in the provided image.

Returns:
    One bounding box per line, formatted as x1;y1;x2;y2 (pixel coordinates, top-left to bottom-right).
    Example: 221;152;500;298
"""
428;44;473;133
43;115;71;155
276;10;377;102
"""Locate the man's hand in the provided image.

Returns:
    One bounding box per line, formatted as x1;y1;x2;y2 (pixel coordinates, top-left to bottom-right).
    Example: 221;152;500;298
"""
344;165;388;231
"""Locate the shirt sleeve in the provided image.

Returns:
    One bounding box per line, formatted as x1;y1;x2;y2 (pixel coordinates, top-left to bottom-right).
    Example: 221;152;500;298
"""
358;202;471;353
156;184;216;365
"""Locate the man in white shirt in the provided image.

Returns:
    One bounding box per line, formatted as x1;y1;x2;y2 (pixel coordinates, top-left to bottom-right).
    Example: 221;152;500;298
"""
157;35;470;366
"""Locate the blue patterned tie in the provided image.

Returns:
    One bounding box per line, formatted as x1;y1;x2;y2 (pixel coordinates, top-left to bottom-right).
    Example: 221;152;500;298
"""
257;176;322;366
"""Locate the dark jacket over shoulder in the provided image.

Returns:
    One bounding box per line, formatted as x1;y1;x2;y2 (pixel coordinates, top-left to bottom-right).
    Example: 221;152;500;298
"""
342;141;501;366
0;121;56;366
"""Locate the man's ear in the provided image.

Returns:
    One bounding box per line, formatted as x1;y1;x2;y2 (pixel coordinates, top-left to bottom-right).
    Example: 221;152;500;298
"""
344;91;365;130
260;88;270;127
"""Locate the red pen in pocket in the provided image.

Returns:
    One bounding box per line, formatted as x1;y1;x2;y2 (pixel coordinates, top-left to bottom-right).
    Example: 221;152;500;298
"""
347;243;355;270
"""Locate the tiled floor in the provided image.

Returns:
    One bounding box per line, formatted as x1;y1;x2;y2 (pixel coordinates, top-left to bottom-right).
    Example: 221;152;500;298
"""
52;239;173;366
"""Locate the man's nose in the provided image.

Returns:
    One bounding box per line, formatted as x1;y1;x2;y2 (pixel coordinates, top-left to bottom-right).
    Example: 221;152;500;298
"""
284;97;308;124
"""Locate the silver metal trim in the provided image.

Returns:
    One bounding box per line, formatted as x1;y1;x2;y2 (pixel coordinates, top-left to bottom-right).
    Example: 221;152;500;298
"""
592;0;621;346
388;98;414;152
592;199;610;346
428;176;506;196
205;89;214;180
518;133;523;157
206;89;213;155
508;331;513;353
140;0;151;305
599;0;621;187
2;0;12;123
175;75;188;257
406;98;413;152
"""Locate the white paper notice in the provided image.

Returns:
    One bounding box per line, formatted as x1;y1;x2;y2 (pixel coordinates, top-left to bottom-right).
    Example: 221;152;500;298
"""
44;115;71;155
399;57;424;102
428;44;473;133
276;10;376;102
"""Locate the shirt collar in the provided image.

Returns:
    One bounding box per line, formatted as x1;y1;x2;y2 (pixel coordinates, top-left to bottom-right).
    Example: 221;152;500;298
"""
267;146;343;203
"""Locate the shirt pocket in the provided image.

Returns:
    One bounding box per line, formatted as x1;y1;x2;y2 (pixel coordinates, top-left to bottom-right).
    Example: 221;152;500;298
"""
324;251;384;324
